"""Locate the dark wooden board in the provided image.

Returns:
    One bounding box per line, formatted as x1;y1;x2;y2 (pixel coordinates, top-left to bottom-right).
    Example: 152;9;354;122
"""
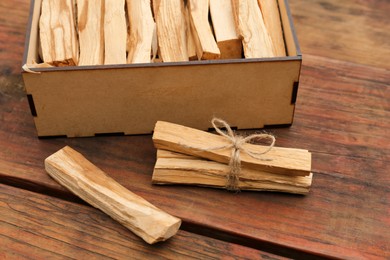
0;184;287;260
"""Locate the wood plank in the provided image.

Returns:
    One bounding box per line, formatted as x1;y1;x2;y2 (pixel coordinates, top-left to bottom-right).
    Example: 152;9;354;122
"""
45;146;181;244
187;0;220;60
154;0;188;62
77;0;104;65
210;0;242;59
39;0;78;66
153;150;312;194
152;121;312;177
232;0;275;58
257;0;286;56
126;0;155;63
104;0;127;65
0;184;287;260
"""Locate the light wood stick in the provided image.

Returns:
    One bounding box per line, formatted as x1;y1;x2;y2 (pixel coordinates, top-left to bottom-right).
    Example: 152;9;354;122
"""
39;0;78;66
184;3;198;60
152;121;311;176
104;0;127;65
210;0;242;59
77;0;104;65
154;0;188;62
153;150;312;194
258;0;286;57
45;146;181;244
126;0;155;63
187;0;220;60
232;0;275;58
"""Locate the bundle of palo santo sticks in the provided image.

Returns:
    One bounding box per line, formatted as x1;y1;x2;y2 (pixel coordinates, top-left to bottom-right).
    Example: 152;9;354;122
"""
152;120;313;195
38;0;286;66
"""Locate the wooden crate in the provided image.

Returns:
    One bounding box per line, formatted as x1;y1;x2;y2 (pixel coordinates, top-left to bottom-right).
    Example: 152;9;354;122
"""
22;0;301;137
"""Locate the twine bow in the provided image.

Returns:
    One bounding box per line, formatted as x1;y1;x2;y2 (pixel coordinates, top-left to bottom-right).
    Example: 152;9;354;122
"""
203;118;275;191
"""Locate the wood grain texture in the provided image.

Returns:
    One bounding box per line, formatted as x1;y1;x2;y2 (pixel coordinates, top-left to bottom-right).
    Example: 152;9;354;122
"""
0;0;30;75
153;150;312;194
154;0;188;62
210;0;242;59
153;121;312;177
289;0;390;69
232;0;275;58
184;5;198;60
104;0;127;65
257;0;286;56
187;0;221;60
77;0;104;65
45;146;181;244
39;0;79;66
0;184;287;260
126;0;155;63
1;0;390;259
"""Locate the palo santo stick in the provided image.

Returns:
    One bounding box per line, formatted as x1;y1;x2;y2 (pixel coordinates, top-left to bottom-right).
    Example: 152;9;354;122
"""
126;0;155;63
39;0;79;66
154;0;189;62
187;0;220;60
152;121;311;176
258;0;286;57
232;0;275;58
45;146;181;244
104;0;127;65
209;0;242;59
77;0;104;65
153;150;312;194
184;5;198;60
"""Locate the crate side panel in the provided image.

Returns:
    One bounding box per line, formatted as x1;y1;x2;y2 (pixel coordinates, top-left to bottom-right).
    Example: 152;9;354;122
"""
24;60;300;137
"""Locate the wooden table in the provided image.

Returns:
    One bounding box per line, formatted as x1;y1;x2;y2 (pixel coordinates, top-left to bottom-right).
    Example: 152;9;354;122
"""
1;0;389;259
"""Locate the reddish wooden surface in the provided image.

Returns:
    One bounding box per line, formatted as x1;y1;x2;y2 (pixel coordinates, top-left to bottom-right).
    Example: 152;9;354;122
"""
1;184;285;260
1;0;389;259
290;0;390;70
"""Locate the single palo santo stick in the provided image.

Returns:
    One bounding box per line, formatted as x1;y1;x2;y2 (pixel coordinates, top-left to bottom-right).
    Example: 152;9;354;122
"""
153;150;312;195
126;0;155;63
232;0;275;58
153;0;189;62
45;146;181;244
210;0;242;59
258;0;286;57
39;0;79;66
187;0;220;60
184;4;198;61
104;0;127;65
77;0;104;65
152;121;311;176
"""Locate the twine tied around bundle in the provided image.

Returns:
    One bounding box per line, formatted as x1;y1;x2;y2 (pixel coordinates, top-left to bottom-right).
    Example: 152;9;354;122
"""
187;118;276;191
